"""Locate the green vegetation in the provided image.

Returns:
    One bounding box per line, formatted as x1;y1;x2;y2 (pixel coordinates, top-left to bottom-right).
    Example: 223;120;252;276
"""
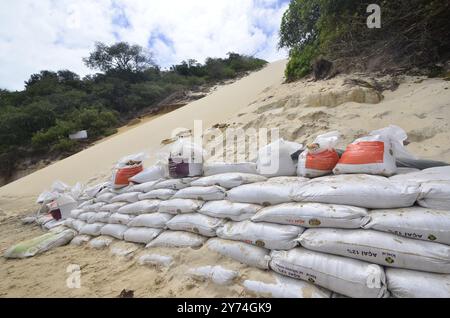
0;42;267;180
280;0;450;81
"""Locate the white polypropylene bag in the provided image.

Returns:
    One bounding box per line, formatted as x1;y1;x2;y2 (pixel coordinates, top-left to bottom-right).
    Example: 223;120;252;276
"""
243;273;332;298
110;242;140;258
124;227;162;244
216;220;303;250
100;224;128;240
269;248;388;298
334;125;414;176
252;202;368;228
128;213;173;229
298;131;340;178
82;202;106;212
191;173;267;189
100;202;127;213
418;181;450;210
203;162;257;176
109;213;133;225
129;165;166;184
199;200;262;221
363;207;450;245
117;200;161;215
152;178;196;190
70;209;84;219
292;174;420;209
91;212;111;224
130;180;161;193
257;139;303;177
146;230;207;248
173;186;226;201
188;266;238;285
138;253;173;267
386;268;450;298
70;235;91;246
206;238;270;269
138;189;176;200
110;192;141;203
390;166;450;183
69;219;86;232
166;213;224;237
299;228;450;273
4;229;76;259
79;223;104;236
158;199;204;214
95;192;116;203
78;212;96;222
89;236;114;249
227;177;309;206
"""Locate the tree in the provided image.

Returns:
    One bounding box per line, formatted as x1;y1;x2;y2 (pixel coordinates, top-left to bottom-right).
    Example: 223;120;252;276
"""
83;42;155;73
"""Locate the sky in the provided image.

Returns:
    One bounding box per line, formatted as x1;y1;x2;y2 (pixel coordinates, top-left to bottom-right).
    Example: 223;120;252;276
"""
0;0;290;91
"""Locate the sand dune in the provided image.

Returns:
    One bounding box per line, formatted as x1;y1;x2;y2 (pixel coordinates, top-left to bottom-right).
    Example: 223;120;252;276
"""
0;60;287;212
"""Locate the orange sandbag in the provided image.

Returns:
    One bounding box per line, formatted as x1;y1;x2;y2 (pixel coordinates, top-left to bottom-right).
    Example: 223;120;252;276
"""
113;165;143;186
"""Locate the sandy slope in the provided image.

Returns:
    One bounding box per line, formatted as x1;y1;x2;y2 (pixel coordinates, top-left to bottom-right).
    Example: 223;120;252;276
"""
0;60;287;213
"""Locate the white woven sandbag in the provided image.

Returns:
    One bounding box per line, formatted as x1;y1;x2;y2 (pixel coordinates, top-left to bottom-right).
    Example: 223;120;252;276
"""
199;200;262;221
191;173;267;189
70;235;91;246
158;199;204;214
69;219;86;232
206;238;270;269
187;266;238;285
79;212;97;223
146;230;207;248
130;180;160;192
109;213;133;225
82;202;106;212
418;181;450;210
166;213;225;237
100;224;128;240
203;162;257;176
78;199;94;209
243;273;332;298
386;268;450;298
270;248;388;298
252;202;368;228
70;209;84;219
390;166;450;183
89;236;114;249
128;213;173;229
95;192;116;203
110;192;141;203
129;165;166;184
138;254;173;267
123;227;162;244
79;223;105;236
257;139;303;177
90;212;111;224
99;202;127;213
363;207;450;245
292;174;420;209
394;167;420;175
227;177;309;206
110;242;140;258
216;220;303;250
173;186;226;201
138;189;176;200
152;178;196;190
299;228;450;273
117;200;161;215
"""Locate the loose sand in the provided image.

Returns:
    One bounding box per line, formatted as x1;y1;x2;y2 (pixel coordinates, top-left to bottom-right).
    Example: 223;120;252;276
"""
1;60;449;297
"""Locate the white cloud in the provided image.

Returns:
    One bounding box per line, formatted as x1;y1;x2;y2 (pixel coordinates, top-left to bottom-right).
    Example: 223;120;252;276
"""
0;0;289;90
